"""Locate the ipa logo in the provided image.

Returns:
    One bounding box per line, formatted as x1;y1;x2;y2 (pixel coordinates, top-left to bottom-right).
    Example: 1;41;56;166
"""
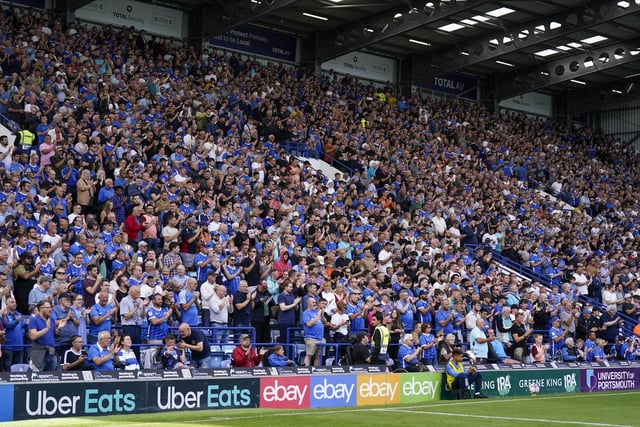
564;374;577;393
356;374;400;406
496;375;512;396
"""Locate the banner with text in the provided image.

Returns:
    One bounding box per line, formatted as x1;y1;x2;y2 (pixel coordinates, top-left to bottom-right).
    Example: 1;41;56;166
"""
75;0;184;39
321;52;397;84
444;369;580;399
13;382;144;420
421;72;478;100
499;91;553;117
209;25;297;63
581;368;639;393
400;372;441;404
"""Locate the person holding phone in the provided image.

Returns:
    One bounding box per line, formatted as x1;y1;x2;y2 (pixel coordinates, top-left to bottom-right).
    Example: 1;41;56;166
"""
62;335;88;371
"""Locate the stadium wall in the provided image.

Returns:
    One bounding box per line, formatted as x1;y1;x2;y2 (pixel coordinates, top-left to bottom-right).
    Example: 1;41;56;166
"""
1;367;639;421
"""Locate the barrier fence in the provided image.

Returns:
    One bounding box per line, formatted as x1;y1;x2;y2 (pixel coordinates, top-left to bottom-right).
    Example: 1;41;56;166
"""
0;362;638;421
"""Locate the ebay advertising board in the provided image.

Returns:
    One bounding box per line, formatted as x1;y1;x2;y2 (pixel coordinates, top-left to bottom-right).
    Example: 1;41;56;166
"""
259;373;441;409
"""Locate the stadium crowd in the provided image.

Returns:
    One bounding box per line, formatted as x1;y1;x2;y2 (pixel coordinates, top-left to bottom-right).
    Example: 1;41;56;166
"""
0;4;638;373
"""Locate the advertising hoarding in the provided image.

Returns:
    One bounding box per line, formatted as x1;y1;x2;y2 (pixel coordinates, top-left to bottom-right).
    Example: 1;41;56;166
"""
209;25;297;63
75;0;184;39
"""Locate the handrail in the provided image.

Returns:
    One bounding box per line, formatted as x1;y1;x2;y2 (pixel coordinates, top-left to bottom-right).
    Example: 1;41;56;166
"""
465;244;637;335
0;112;21;133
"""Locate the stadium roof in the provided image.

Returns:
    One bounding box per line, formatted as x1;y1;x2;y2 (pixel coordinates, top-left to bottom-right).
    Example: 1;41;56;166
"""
71;0;640;110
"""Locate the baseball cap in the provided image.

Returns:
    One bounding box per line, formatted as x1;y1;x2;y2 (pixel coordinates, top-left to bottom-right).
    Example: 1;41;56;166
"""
239;334;251;341
550;316;560;323
59;292;72;300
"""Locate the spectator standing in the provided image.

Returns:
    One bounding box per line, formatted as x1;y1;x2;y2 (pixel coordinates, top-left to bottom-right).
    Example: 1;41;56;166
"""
241;247;261;288
88;291;117;345
599;305;623;348
469;318;494;364
370;312;390;365
200;272;217;328
146;293;173;346
210;284;233;347
1;297;25;370
28;300;58;371
250;281;272;344
125;205;145;251
178;278;200;326
301;298;326;367
436;299;455;337
232;280;252;341
180;217;201;271
419;323;441;367
277;280;301;344
13;252;39;316
510;312;532;362
549;316;567;356
120;286;144;359
52;292;78;358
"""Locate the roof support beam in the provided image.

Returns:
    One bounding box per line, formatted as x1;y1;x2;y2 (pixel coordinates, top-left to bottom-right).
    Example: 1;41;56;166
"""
495;37;640;100
413;0;640;80
203;0;300;38
315;0;493;63
567;75;640;115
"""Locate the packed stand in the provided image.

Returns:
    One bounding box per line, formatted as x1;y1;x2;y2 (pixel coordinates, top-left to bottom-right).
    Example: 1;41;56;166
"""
0;4;638;373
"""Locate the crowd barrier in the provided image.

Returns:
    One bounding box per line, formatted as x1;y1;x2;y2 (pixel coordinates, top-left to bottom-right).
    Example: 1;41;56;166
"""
0;361;638;421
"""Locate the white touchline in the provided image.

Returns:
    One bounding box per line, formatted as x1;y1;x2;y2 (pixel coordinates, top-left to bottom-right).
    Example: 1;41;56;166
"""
377;409;636;427
194;391;640;423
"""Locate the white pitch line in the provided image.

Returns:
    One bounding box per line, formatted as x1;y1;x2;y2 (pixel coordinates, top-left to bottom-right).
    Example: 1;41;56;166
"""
184;391;640;424
89;391;640;426
377;408;637;427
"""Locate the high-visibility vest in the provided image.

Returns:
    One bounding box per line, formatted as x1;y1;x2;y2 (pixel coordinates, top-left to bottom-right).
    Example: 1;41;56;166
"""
446;360;465;388
372;324;390;358
17;130;35;146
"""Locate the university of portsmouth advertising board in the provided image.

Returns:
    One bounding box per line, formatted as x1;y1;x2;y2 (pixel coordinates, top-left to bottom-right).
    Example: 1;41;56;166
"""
580;368;640;393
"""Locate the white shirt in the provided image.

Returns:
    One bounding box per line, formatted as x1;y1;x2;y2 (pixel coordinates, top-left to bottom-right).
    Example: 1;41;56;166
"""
330;312;349;336
432;216;447;236
378;248;393;273
209;293;231;323
200;280;216;310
